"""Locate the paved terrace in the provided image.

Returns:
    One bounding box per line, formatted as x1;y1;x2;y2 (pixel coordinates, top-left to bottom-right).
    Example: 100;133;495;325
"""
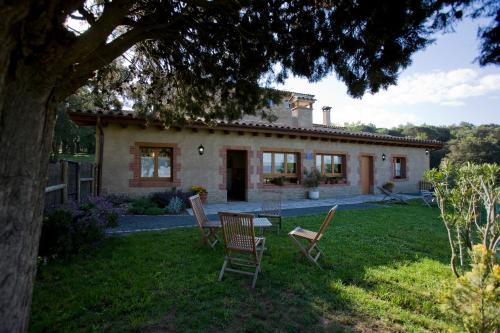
108;193;420;234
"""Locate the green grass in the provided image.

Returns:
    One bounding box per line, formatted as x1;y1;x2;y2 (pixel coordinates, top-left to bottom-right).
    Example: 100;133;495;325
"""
57;153;95;163
30;202;458;332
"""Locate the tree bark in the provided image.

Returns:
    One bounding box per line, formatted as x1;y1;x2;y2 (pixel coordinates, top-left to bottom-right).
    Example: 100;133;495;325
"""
0;69;57;332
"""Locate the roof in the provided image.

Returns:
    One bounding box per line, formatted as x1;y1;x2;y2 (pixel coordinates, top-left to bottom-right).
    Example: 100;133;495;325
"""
68;109;443;149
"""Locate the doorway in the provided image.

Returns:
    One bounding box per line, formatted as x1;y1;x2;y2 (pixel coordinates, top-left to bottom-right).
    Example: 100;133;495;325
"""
226;150;247;201
360;155;374;194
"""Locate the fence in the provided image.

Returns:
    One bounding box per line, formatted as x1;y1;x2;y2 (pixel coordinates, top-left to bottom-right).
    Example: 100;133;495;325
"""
45;160;97;211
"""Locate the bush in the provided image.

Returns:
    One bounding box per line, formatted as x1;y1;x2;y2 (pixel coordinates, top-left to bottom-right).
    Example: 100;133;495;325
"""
441;245;500;333
302;168;323;188
128;197;157;215
104;194;131;206
150;188;192;208
39;196;121;259
166;196;184;214
144;206;164;215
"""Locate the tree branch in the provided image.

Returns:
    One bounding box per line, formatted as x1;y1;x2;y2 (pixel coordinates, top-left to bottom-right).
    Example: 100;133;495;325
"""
77;5;96;25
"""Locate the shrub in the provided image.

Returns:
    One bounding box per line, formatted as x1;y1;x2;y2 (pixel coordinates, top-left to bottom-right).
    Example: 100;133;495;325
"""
39;196;121;259
128;197;157;215
166;196;184;214
150;188;192;208
302;168;323;188
104;194;131;206
144;206;165;215
441;245;500;333
39;210;74;258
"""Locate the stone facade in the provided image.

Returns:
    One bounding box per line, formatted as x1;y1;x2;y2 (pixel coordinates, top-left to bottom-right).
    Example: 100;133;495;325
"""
98;123;430;203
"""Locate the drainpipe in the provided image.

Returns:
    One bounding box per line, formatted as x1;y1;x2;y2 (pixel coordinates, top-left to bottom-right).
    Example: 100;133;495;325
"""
97;116;104;196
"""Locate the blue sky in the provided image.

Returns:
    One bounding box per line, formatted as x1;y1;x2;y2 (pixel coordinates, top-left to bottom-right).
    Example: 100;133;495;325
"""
277;18;500;128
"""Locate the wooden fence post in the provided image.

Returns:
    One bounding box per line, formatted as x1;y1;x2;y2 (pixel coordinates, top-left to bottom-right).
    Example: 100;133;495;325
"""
62;160;68;203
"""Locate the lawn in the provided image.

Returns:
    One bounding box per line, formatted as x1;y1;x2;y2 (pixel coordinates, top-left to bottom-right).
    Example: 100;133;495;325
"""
30;202;458;332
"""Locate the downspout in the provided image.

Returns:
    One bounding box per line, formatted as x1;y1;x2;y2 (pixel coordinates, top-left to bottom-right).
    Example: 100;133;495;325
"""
97;117;104;196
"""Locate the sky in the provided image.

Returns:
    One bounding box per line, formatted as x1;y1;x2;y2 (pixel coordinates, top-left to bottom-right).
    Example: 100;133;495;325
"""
276;18;500;128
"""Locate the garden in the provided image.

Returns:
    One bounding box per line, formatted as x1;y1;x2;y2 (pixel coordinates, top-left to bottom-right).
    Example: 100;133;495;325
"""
32;163;499;332
32;202;459;332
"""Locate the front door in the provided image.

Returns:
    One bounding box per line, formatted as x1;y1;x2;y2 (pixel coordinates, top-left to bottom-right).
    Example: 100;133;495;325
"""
360;156;374;194
226;150;247;201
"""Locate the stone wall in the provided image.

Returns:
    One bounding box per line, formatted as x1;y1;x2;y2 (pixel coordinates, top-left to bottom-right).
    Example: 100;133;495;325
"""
99;123;430;203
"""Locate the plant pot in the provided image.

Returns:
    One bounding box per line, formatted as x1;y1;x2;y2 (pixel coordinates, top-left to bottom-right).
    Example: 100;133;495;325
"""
199;192;208;204
308;189;320;200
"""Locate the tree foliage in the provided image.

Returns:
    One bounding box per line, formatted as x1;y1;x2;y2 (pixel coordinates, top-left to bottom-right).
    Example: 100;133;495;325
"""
425;162;499;277
441;245;500;333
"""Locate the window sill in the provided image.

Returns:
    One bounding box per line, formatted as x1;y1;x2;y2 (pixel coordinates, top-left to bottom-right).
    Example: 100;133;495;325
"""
318;182;350;187
392;178;408;182
263;183;303;188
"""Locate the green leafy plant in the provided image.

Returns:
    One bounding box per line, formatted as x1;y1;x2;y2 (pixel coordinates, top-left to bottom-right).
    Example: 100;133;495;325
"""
302;168;323;188
128;197;158;215
270;176;285;186
144;207;164;215
425;162;499;277
441;244;500;333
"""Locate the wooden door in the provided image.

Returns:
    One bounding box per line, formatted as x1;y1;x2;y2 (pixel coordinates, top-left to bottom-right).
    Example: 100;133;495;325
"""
360;156;373;194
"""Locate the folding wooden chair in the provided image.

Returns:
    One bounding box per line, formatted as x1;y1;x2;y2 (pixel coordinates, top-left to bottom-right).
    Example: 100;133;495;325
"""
257;190;282;234
189;194;221;249
288;205;337;269
378;186;409;205
218;212;266;288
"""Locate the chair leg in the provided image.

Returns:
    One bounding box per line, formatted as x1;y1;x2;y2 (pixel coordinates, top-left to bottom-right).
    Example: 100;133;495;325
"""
289;234;323;269
251;264;260;288
218;258;228;281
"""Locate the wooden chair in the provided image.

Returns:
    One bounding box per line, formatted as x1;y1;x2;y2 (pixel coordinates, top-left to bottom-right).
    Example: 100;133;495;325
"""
378;186;409;205
189;194;221;249
218;212;266;288
288;205;337;269
257;190;282;234
420;190;435;207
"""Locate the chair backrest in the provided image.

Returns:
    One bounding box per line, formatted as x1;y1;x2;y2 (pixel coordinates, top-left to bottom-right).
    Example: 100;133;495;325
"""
218;212;256;257
260;190;282;215
189;194;209;229
314;205;337;243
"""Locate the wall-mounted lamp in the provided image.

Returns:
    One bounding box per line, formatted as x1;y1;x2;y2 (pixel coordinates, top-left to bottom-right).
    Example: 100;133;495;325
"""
382;153;386;161
198;144;205;155
425;149;429;155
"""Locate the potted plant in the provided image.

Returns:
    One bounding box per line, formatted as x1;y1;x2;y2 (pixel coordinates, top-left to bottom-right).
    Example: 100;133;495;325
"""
382;181;395;192
270;176;285;186
191;185;208;203
303;168;322;199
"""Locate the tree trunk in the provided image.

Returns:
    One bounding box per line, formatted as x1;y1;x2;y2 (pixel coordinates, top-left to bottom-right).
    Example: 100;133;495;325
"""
0;73;57;332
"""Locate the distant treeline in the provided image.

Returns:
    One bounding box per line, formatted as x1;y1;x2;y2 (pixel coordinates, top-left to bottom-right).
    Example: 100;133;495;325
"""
339;122;500;168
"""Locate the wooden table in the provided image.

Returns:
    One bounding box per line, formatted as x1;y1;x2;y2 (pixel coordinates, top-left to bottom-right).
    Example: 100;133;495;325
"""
253;217;272;235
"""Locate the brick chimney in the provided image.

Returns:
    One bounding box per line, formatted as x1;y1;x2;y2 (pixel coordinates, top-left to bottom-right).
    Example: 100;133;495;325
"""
322;106;332;126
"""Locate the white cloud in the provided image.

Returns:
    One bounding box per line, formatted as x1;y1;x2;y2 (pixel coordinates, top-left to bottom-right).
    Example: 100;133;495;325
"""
360;68;500;107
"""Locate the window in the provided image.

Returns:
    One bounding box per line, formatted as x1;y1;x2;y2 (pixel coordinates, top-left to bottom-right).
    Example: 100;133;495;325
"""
315;154;346;179
393;157;407;179
263;151;299;184
140;147;172;179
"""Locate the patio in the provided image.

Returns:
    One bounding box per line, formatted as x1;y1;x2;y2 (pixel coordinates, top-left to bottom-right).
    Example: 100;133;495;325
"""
108;193;420;234
190;193;420;216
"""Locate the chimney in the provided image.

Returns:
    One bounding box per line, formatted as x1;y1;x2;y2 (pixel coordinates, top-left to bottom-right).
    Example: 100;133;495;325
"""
322;106;332;126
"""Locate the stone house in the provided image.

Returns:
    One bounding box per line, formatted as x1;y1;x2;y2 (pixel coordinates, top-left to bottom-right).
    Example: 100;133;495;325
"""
69;91;442;203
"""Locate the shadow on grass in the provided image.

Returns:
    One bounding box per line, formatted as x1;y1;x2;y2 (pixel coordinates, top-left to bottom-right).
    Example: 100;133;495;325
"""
30;202;456;332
